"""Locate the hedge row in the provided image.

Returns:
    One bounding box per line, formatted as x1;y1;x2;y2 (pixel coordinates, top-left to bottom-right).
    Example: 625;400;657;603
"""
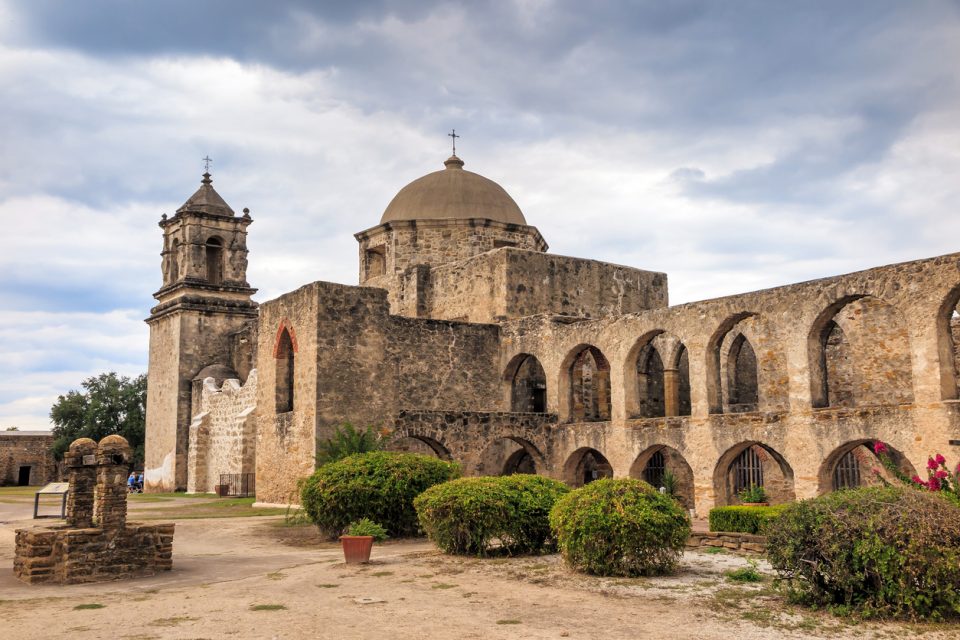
414;475;569;555
708;505;786;534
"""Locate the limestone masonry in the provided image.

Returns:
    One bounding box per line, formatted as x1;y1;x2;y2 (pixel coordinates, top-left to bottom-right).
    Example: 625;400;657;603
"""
15;436;174;585
144;152;960;512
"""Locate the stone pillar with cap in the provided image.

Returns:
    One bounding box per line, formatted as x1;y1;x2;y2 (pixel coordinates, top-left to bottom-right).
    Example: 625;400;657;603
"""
94;435;132;530
64;438;98;528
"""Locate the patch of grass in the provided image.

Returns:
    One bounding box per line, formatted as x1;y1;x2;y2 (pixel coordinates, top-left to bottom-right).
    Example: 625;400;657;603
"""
149;616;198;627
703;546;727;555
250;604;287;611
371;571;394;577
266;571;285;581
0;486;42;497
431;583;457;589
496;619;522;625
73;603;105;610
726;560;764;584
316;584;340;588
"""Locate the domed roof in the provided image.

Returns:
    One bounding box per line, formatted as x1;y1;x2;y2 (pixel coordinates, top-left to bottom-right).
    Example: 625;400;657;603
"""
193;363;239;382
380;156;526;226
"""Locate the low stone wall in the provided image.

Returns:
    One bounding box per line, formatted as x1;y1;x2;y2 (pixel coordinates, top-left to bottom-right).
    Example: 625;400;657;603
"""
14;522;174;585
687;531;766;554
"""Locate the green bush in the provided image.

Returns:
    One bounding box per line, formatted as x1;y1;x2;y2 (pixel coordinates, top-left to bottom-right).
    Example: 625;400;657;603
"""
300;452;460;538
549;478;690;576
767;486;960;620
414;475;570;556
708;504;786;534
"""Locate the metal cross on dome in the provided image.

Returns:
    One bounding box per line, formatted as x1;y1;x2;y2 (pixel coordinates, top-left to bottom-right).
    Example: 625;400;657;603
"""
448;129;460;156
202;155;213;172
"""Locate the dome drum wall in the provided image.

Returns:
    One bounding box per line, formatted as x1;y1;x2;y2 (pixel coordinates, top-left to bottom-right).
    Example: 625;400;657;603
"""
355;218;547;287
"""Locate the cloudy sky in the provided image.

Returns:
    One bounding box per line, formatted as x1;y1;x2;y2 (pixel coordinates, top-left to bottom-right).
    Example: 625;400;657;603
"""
2;1;959;430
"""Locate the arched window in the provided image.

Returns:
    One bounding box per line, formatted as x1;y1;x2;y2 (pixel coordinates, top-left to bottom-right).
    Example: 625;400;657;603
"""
820;320;855;408
676;345;692;416
833;449;861;490
727;334;759;411
168;238;180;284
810;296;913;408
509;355;547;413
636;344;666;418
568;346;611;422
275;328;295;413
732;447;763;495
643;450;666;487
205;237;224;285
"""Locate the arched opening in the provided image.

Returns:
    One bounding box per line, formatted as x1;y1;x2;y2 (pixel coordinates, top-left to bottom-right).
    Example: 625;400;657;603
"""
387;436;452;460
714;442;795;506
727;334;759;412
566;346;611;422
706;313;759;414
505;354;547;413
475;437;544;476
563;447;613;487
675;345;691;416
205;236;224;285
168;238;180;284
936;285;960;400
635;343;666;418
629;445;695;508
809;296;913;408
275;327;295;413
817;440;916;494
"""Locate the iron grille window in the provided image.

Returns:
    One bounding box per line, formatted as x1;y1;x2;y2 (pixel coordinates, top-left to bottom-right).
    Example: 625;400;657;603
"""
644;450;666;488
733;447;763;494
833;449;862;490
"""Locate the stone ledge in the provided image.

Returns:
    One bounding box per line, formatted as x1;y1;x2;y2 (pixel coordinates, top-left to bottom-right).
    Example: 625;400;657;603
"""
687;531;767;554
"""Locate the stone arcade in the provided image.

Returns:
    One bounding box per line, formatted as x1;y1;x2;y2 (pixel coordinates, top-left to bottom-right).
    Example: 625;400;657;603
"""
144;153;960;511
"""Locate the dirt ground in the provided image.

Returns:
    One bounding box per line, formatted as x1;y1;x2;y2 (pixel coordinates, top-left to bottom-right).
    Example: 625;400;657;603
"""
0;490;957;640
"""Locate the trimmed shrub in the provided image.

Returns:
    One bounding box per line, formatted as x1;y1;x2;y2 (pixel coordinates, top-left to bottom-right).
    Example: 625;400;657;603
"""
300;452;460;538
708;505;787;534
767;486;960;620
414;475;570;556
549;478;690;576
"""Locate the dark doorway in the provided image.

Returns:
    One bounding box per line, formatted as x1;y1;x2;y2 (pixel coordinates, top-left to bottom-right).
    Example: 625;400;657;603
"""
18;466;31;486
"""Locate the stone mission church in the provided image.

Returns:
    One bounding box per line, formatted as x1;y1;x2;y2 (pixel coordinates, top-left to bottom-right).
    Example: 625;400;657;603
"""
144;149;960;511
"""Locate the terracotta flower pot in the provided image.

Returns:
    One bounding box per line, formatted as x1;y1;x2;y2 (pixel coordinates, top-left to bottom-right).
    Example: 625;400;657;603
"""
340;535;374;564
741;502;769;507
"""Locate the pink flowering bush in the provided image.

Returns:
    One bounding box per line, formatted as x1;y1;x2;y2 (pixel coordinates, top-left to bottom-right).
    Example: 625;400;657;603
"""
872;441;960;506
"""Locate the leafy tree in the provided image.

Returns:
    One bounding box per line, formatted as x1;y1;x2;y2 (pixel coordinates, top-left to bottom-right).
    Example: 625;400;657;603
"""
50;372;147;465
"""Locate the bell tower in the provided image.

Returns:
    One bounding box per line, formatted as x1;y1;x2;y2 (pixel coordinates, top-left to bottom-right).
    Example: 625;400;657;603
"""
144;169;258;492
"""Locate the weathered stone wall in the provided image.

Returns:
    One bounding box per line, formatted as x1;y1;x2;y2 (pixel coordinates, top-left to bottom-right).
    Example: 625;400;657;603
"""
14;524;175;585
423;248;668;323
0;432;56;486
145;309;255;492
356;219;548;317
480;252;960;513
254;282;503;504
187;370;257;494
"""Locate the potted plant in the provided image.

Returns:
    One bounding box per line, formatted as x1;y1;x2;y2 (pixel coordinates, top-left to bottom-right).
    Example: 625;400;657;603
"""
340;518;388;564
738;485;769;506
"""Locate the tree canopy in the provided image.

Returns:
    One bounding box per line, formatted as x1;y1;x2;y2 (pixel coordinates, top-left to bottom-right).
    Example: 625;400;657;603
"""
50;372;147;465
